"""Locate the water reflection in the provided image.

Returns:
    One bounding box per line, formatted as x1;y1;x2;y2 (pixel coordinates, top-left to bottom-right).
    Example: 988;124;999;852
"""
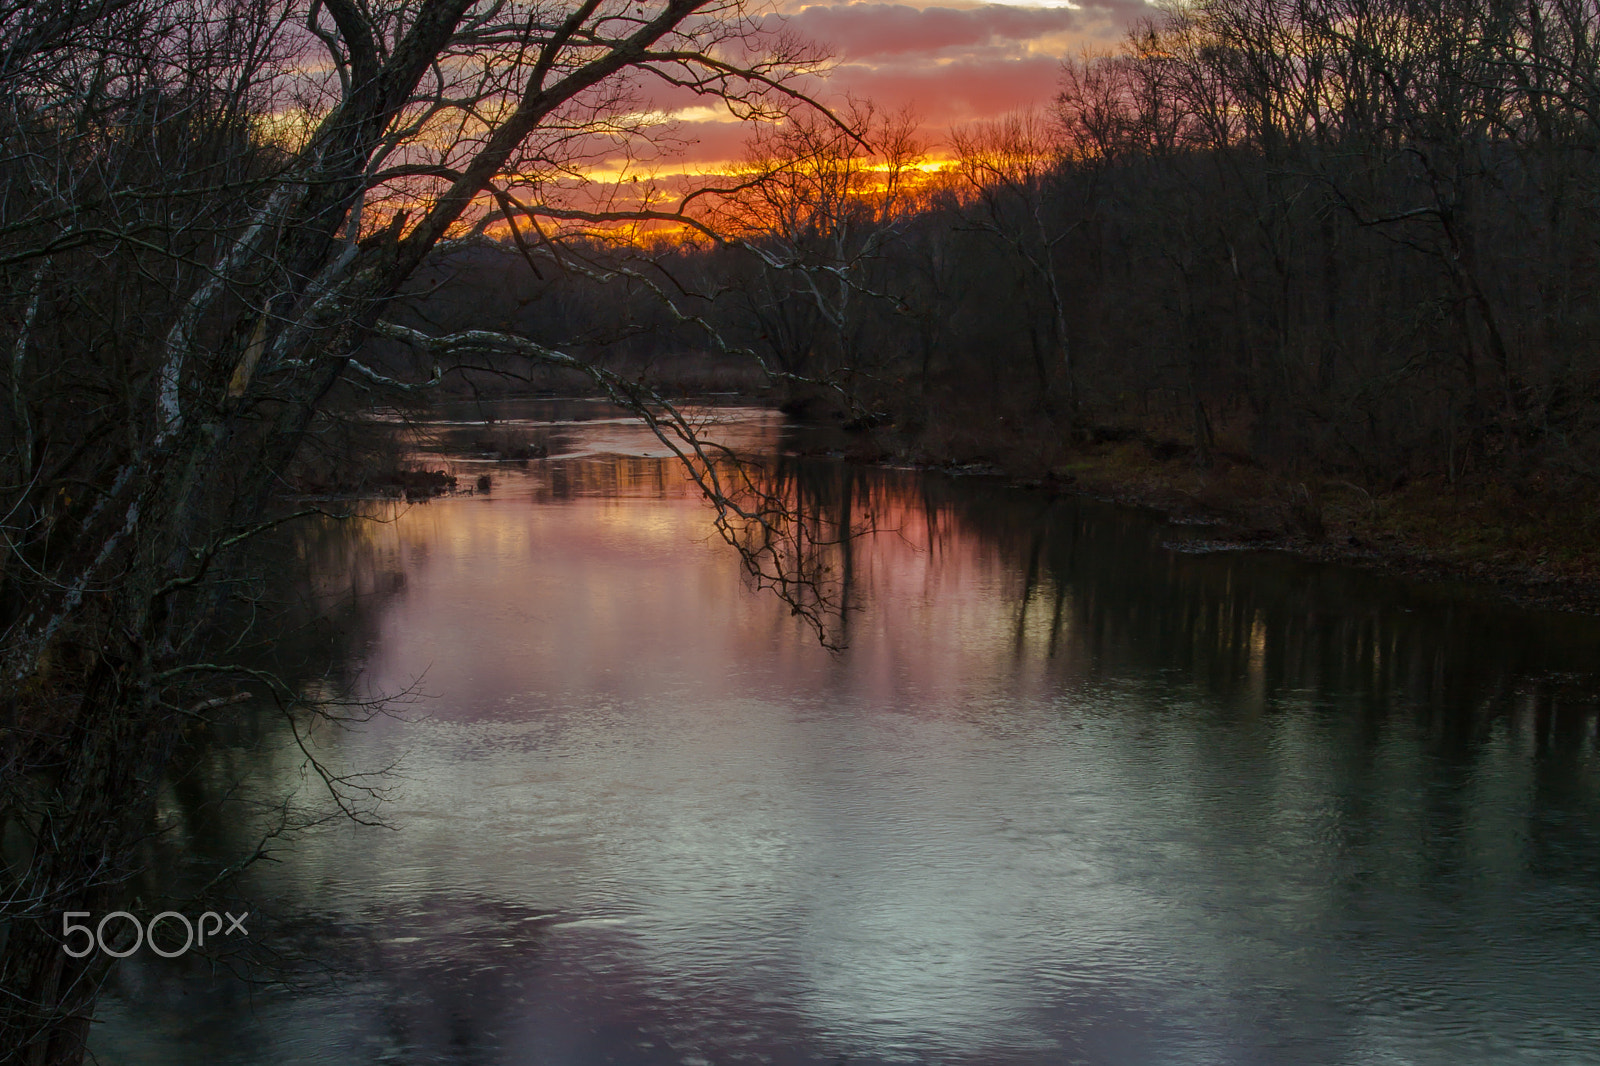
95;409;1600;1065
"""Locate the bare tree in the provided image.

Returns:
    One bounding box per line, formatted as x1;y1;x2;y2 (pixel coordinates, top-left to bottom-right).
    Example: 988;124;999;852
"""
0;2;832;1060
694;102;925;403
950;110;1081;418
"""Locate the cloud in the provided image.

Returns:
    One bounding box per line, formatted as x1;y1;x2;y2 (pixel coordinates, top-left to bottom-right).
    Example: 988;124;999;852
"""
649;54;1062;165
772;0;1150;58
749;2;1143;131
663;120;767;167
827;54;1070;128
786;3;1085;58
581;0;1151;176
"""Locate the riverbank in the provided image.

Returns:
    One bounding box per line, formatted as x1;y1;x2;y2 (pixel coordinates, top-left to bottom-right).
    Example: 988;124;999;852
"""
313;384;1600;616
754;391;1600;615
880;424;1600;616
1059;448;1599;613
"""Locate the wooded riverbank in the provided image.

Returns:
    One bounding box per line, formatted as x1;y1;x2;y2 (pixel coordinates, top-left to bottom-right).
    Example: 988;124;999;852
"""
771;400;1600;617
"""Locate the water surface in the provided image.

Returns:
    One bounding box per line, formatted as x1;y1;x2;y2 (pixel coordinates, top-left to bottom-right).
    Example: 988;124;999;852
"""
96;401;1600;1065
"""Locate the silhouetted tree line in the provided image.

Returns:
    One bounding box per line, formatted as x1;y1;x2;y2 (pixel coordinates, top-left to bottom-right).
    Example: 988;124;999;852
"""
1028;0;1600;486
866;0;1599;489
420;0;1599;491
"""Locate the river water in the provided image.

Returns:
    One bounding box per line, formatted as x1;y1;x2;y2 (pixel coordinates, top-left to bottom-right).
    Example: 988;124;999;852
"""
93;402;1600;1065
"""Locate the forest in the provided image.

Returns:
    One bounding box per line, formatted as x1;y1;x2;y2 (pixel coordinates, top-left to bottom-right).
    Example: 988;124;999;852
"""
3;0;1599;1061
374;0;1600;552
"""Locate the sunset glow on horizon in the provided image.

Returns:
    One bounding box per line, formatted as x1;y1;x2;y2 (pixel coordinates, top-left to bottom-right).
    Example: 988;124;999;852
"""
448;0;1156;241
259;0;1157;244
645;0;1154;172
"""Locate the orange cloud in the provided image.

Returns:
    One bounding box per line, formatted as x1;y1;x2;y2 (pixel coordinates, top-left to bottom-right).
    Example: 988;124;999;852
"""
710;2;1145;152
478;1;1152;237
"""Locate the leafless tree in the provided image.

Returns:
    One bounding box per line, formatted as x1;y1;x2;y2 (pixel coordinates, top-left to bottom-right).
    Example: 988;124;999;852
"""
0;1;835;1060
699;102;926;402
950;110;1082;418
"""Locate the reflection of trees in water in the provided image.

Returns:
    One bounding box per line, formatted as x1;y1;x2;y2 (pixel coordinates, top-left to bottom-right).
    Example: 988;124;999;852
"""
732;459;1600;751
107;458;1600;1062
737;462;1600;924
124;511;418;988
167;461;1600;898
715;457;881;650
980;490;1600;740
531;455;688;502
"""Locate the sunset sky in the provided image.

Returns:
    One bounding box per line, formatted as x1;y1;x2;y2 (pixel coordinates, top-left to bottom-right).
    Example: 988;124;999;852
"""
653;0;1154;169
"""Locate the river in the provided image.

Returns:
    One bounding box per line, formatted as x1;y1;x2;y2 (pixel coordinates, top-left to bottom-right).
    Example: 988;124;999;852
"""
91;401;1600;1065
